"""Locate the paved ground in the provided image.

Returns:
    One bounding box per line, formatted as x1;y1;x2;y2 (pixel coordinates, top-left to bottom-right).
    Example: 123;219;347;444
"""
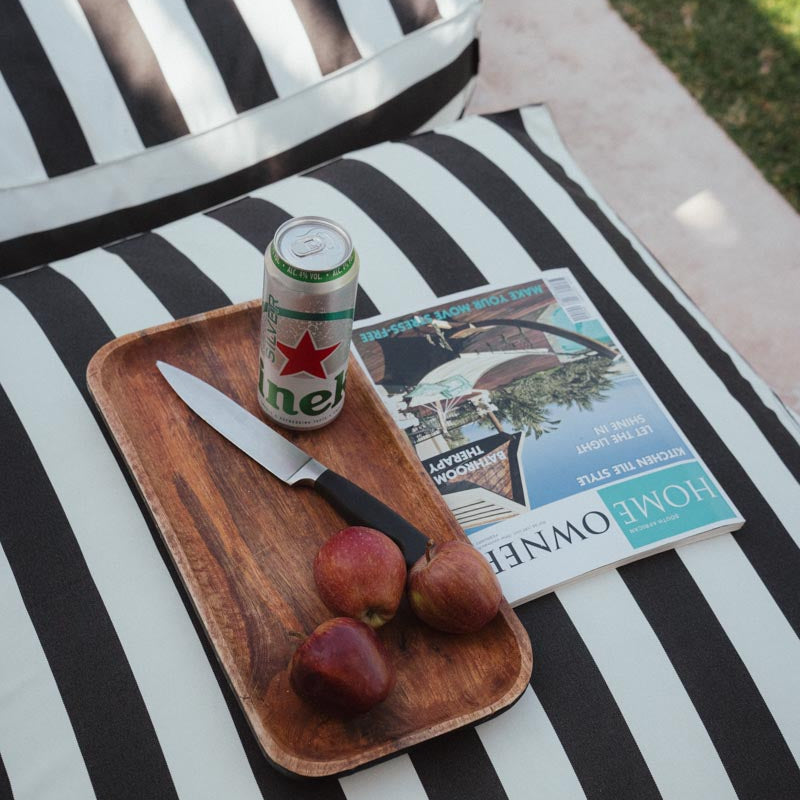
468;0;800;413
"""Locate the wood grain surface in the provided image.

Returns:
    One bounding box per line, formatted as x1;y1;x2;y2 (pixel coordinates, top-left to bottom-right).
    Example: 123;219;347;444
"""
87;301;532;778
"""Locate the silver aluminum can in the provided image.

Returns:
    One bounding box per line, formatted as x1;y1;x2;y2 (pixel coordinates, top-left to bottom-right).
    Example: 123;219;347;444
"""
258;216;359;430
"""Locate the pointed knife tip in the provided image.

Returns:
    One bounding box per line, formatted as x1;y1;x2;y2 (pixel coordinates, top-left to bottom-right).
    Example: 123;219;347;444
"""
155;360;176;380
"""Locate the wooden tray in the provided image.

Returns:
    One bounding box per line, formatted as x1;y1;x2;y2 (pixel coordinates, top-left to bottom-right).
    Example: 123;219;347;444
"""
87;301;532;778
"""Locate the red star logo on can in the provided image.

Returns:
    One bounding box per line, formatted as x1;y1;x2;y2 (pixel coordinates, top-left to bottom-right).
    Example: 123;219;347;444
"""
276;330;339;379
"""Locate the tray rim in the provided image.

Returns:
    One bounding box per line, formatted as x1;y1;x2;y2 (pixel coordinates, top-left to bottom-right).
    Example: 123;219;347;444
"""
87;301;533;778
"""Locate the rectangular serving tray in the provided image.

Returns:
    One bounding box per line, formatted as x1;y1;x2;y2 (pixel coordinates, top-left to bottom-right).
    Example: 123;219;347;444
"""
87;301;532;778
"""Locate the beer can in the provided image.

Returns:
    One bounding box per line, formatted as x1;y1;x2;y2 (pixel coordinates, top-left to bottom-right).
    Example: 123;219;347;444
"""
258;216;359;429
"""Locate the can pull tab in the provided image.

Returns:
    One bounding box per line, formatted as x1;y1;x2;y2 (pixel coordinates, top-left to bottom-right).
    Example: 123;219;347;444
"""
291;232;326;258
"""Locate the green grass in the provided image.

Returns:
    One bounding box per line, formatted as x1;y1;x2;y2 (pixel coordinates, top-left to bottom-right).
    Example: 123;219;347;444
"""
609;0;800;212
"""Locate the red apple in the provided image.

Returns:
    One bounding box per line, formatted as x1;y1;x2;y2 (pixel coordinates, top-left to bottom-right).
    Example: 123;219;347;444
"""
289;617;396;715
313;526;406;628
408;539;503;634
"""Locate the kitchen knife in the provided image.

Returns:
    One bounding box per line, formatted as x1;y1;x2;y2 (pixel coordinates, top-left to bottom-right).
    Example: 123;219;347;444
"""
156;361;429;567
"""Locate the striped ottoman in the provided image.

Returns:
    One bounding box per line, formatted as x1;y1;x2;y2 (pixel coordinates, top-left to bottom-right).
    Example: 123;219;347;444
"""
1;106;798;800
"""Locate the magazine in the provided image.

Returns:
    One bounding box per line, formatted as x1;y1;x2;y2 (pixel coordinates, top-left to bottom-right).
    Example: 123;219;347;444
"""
352;269;745;605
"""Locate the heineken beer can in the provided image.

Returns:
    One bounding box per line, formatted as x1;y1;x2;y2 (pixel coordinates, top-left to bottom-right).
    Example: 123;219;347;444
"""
258;216;359;429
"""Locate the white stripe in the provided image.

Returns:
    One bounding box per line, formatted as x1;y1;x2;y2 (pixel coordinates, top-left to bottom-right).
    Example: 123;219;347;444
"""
18;0;143;163
446;117;800;550
51;249;170;335
157;215;264;305
340;754;428;800
348;141;538;284
0;72;47;188
436;0;479;17
126;0;236;132
678;535;800;763
0;547;96;800
255;175;436;312
519;104;800;449
781;398;800;438
336;0;403;58
0;288;263;800
0;4;479;240
414;77;474;133
476;687;585;800
231;0;323;96
557;572;738;800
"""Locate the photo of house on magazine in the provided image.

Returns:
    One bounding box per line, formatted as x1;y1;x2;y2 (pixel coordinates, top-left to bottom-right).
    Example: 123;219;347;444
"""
353;269;744;605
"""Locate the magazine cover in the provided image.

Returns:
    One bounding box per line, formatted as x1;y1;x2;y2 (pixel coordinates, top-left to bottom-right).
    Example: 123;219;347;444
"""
352;269;744;604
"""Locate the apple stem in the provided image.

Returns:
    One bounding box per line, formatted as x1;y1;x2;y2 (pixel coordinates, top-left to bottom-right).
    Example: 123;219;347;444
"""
425;539;435;563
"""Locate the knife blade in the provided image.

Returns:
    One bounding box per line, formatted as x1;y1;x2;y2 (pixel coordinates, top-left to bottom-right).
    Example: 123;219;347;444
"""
156;361;429;567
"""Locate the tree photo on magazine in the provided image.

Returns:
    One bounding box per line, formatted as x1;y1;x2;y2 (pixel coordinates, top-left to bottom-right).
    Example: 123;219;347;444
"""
353;269;744;605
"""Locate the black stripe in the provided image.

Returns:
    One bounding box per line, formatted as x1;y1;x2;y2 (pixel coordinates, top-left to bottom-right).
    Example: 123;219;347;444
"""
3;266;348;800
0;754;12;800
0;39;478;278
410;727;508;800
206;196;291;253
207;196;380;321
0;0;94;176
77;0;189;146
309;158;486;296
620;552;800;799
389;0;441;34
185;0;277;113
106;233;231;317
483;111;800;637
516;596;661;799
406;133;577;270
292;0;362;75
0;387;179;800
354;286;379;320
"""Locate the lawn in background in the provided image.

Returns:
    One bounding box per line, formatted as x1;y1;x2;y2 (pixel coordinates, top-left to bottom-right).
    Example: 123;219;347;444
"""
610;0;800;212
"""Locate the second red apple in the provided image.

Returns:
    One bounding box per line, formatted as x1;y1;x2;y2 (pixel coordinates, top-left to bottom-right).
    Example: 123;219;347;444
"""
313;526;407;628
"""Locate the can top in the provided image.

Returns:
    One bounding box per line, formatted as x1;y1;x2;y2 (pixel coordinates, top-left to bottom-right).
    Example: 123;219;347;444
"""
272;217;354;282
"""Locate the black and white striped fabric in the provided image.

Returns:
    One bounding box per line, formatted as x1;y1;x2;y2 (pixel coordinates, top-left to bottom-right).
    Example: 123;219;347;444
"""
2;104;800;800
0;0;480;277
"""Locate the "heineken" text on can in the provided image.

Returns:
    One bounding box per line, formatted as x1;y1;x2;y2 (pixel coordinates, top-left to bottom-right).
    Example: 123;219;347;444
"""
258;216;359;429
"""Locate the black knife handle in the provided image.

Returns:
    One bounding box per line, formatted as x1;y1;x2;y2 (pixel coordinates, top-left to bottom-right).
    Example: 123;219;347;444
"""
313;469;429;567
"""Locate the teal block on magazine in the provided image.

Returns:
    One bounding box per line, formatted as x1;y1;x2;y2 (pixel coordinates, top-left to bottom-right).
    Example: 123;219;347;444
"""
598;461;735;549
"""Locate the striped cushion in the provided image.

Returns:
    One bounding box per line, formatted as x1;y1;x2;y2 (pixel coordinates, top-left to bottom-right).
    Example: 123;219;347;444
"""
0;0;480;277
2;105;800;799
